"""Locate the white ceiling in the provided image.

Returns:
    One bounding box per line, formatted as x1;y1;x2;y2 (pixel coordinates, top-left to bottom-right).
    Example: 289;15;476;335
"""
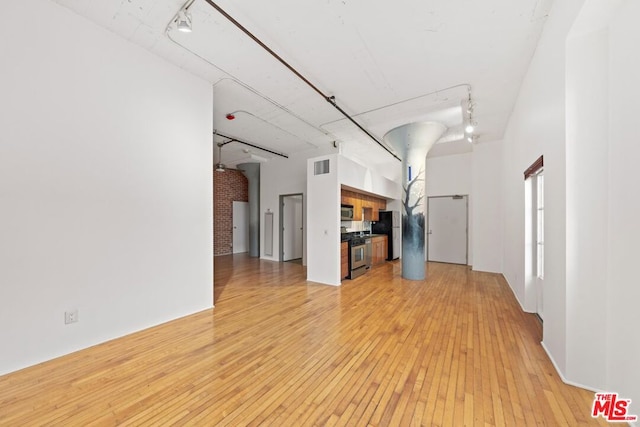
52;0;553;170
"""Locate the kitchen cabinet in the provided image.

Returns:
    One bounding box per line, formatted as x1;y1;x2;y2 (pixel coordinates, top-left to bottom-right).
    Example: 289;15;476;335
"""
342;190;362;220
363;208;372;221
361;195;376;221
363;207;378;222
371;235;388;266
352;197;362;221
342;190;354;205
340;189;386;222
361;195;372;209
341;241;349;279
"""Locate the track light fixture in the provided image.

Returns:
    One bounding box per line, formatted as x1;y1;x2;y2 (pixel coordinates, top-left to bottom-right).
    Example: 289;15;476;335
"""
465;90;477;140
466;101;476;114
176;11;192;32
167;0;195;34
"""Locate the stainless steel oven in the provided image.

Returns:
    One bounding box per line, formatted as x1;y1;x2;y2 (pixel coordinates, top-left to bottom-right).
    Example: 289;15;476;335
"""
351;243;367;270
349;236;371;279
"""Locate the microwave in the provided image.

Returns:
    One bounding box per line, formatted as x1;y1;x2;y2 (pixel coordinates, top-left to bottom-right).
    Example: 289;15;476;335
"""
341;204;354;221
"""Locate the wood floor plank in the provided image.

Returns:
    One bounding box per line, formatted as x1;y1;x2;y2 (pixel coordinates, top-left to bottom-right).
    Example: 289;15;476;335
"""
0;255;613;426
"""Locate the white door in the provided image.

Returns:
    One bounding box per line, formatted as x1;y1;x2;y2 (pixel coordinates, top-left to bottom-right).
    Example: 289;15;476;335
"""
232;201;249;254
283;195;303;261
427;196;468;264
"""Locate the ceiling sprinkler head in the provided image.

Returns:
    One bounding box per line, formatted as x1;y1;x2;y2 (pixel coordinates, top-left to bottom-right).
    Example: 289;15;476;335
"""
226;113;235;120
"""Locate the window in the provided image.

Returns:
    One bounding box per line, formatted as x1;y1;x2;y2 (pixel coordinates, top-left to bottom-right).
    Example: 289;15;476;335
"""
524;155;544;317
536;171;544;279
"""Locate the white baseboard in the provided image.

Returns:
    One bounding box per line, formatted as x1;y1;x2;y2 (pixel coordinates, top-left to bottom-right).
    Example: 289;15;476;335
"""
506;280;635;426
540;342;604;393
501;273;533;313
540;343;635;426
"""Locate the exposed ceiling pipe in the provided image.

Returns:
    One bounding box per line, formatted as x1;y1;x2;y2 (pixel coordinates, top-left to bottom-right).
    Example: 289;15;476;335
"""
165;32;331;144
319;83;472;128
202;0;401;162
214;131;289;159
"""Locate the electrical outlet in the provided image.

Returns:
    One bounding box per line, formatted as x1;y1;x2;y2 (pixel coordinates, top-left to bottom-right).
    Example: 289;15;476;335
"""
65;309;78;324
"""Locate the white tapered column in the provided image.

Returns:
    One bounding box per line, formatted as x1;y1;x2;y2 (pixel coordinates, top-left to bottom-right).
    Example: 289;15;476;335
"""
384;122;446;280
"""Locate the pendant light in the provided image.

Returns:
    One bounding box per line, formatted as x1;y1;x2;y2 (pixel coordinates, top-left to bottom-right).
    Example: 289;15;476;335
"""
215;143;226;172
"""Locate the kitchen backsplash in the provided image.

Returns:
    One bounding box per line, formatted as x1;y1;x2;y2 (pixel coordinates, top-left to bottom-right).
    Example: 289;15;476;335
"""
341;220;372;233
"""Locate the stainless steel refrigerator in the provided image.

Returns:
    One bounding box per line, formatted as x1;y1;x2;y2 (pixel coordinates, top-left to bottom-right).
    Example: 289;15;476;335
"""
372;210;400;260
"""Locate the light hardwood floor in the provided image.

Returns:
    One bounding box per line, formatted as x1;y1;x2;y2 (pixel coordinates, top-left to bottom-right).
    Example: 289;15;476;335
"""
0;255;610;426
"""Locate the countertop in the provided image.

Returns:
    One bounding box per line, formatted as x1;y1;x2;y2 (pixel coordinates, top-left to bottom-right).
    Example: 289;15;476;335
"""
341;233;387;242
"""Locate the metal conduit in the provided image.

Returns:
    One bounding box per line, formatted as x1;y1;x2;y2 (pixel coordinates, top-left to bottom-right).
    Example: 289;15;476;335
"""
202;0;401;162
215;131;289;159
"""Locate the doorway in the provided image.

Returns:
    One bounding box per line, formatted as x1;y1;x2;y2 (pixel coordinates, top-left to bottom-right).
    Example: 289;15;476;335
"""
427;195;468;264
280;194;303;262
232;201;249;254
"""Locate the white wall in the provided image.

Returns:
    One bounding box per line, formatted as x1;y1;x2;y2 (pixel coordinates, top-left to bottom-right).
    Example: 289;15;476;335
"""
607;0;640;410
307;155;341;285
565;25;609;390
501;0;585;376
426;153;473;266
260;146;335;265
426;153;472;196
502;0;640;407
0;0;213;375
564;0;640;400
471;141;503;273
339;155;401;199
425;147;503;273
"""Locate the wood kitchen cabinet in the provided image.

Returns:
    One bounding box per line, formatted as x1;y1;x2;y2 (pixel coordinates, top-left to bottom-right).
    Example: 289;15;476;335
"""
341;188;386;222
342;190;354;205
363;201;383;221
352;197;362;221
361;195;375;221
363;207;378;222
341;241;349;279
371;235;388;266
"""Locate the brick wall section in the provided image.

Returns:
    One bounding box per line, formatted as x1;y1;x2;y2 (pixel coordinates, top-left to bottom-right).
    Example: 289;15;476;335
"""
214;170;248;256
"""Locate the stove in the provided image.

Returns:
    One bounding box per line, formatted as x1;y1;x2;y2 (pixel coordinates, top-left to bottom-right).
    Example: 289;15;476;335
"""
348;235;371;279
